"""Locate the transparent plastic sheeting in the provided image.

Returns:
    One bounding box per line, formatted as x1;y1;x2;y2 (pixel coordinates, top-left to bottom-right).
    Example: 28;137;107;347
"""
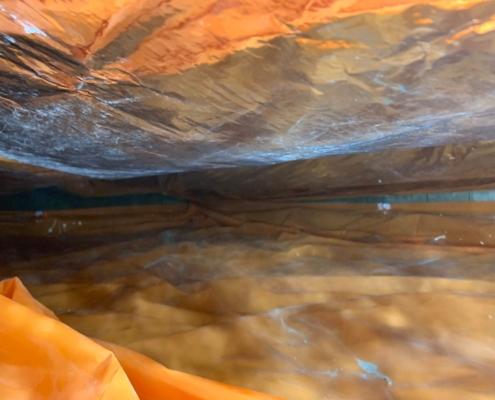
161;140;495;200
2;201;495;399
1;1;495;178
4;140;495;201
0;278;278;400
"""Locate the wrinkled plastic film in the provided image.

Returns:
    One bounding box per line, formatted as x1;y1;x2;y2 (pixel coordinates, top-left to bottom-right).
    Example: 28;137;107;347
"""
1;1;495;177
0;277;279;400
161;141;495;200
4;141;495;200
3;201;495;399
2;1;495;399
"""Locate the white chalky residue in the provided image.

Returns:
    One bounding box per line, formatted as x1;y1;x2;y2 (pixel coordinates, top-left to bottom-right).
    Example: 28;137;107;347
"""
1;5;48;37
377;202;391;211
19;21;47;36
47;220;56;234
4;35;16;43
356;359;393;386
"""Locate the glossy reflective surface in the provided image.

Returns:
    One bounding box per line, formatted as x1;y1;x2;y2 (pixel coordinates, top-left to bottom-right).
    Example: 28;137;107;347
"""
0;278;278;399
1;1;495;177
2;201;495;399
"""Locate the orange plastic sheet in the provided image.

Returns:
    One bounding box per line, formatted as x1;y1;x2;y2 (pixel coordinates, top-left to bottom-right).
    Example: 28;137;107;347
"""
0;277;278;399
2;201;495;399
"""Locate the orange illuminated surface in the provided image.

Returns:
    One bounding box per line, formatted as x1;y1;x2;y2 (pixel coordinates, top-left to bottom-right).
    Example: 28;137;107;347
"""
448;15;495;43
0;277;280;400
0;0;489;76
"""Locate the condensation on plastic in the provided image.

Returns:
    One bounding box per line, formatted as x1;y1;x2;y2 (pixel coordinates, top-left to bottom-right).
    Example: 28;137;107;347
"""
2;201;495;399
1;1;495;178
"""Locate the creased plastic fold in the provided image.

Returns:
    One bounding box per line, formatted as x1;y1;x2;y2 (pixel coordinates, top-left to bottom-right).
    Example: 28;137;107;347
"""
2;201;495;399
0;277;279;400
1;0;495;177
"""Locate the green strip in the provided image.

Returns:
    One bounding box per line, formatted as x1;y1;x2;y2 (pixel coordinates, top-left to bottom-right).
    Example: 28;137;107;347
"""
0;187;185;211
2;188;495;211
300;191;495;204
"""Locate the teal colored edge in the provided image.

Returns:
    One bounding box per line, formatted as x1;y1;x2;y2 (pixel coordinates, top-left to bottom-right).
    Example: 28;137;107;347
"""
1;187;495;211
300;191;495;204
0;187;185;211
